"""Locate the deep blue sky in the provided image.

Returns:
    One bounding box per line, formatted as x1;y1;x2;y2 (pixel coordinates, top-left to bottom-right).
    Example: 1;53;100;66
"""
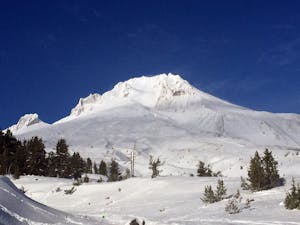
1;1;300;128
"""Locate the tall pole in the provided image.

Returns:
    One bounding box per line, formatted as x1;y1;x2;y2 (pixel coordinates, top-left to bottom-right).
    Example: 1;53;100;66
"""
131;142;136;177
131;151;134;177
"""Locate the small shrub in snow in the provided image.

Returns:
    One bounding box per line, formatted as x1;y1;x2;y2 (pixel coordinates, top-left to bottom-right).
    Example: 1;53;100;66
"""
215;179;227;201
201;185;216;204
19;186;27;193
129;219;145;225
73;179;82;186
97;177;103;183
213;171;222;177
245;198;254;209
225;189;242;214
197;161;212;177
55;187;62;192
149;155;164;178
64;186;76;195
201;179;227;204
284;178;300;210
83;174;89;183
240;176;250;190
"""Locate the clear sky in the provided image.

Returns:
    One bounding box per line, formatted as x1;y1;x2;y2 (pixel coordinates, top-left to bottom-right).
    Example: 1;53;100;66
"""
1;1;300;128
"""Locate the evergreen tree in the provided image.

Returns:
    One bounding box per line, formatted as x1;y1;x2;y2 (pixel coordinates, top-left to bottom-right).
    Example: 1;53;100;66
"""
46;151;57;177
56;139;71;178
99;160;108;176
108;159;120;182
284;178;300;210
0;130;20;175
201;185;216;204
13;164;20;179
93;162;98;174
86;157;93;173
262;149;280;189
215;179;227;201
14;143;27;175
247;150;281;191
70;152;85;180
225;189;241;214
25;137;47;176
149;156;164;178
197;161;212;177
247;151;265;191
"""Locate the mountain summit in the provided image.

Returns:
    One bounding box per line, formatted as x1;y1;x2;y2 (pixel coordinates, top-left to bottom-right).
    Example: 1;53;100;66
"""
59;73;242;123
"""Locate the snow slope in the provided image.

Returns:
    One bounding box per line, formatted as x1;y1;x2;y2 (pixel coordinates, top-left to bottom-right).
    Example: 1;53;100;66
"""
12;175;300;225
7;73;300;177
0;176;102;225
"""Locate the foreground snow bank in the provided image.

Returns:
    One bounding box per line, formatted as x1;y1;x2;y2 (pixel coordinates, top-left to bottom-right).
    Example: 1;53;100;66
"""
0;176;101;225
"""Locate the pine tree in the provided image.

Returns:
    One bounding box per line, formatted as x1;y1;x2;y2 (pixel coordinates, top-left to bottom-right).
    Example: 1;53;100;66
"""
247;151;265;191
70;152;85;180
46;151;57;177
201;185;216;204
25;137;47;176
13;164;20;179
149;156;164;178
262;149;280;189
93;162;98;174
99;160;108;176
215;179;227;201
86;157;93;174
108;159;120;182
56;139;71;178
284;178;300;210
0;130;21;175
225;189;241;214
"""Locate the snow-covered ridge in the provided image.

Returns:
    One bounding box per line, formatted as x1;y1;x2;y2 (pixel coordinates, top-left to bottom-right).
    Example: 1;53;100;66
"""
7;113;48;134
59;73;242;123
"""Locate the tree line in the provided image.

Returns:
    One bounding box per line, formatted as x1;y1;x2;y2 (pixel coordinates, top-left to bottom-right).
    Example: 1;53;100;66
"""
0;129;120;181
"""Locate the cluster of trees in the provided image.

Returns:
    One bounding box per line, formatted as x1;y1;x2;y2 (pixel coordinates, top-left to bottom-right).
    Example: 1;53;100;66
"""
0;130;125;182
246;149;281;191
196;161;221;177
0;130;90;179
201;179;227;204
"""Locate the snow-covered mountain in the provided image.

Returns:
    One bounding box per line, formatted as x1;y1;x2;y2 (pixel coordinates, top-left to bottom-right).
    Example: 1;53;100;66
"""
7;73;300;177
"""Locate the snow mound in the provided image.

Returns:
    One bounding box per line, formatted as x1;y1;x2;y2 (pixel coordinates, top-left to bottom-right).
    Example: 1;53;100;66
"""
0;176;100;225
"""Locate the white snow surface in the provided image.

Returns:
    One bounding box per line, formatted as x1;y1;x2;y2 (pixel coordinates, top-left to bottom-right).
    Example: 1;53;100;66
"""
9;175;300;225
6;73;300;178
